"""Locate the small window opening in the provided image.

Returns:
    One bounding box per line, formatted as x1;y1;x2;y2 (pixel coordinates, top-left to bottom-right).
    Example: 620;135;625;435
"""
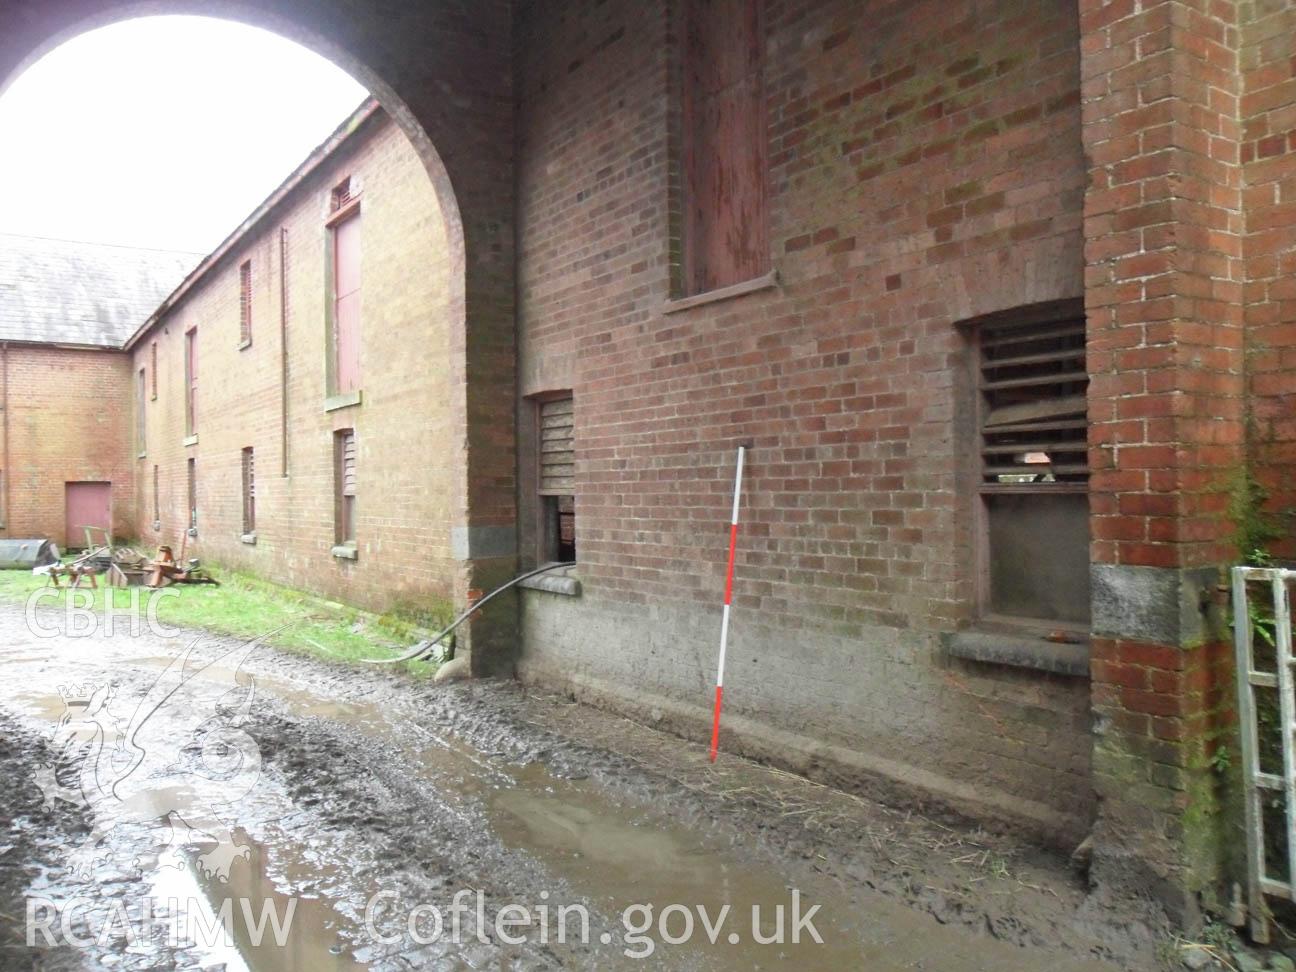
187;458;197;531
330;176;354;212
241;447;255;534
335;429;357;544
239;259;253;345
974;307;1090;625
537;396;576;563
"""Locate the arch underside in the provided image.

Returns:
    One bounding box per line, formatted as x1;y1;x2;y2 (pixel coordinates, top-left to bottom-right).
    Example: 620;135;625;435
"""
0;0;520;670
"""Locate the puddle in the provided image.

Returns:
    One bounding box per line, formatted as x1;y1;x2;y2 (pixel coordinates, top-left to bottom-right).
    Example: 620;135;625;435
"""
146;834;368;972
486;765;877;969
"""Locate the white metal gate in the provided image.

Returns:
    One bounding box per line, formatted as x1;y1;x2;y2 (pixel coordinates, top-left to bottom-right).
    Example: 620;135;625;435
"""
1233;565;1296;943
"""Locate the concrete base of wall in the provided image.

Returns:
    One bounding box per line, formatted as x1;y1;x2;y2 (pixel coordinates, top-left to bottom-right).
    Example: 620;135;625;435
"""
518;590;1095;849
517;658;1087;847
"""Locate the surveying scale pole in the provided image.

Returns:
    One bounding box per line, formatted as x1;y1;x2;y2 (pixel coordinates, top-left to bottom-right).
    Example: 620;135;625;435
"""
709;441;750;762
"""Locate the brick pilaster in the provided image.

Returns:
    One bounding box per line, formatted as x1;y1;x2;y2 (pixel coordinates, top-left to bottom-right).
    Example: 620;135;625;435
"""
1080;0;1245;920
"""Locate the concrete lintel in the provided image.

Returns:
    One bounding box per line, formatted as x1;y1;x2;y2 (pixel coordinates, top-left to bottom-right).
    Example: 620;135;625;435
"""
450;524;517;561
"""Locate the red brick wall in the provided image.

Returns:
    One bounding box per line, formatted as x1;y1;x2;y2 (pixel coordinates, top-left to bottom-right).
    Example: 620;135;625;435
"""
515;0;1094;839
130;113;459;612
0;345;134;548
1242;2;1296;558
1083;0;1246;574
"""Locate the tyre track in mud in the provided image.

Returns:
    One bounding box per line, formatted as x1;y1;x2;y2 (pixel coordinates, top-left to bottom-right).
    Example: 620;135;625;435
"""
0;605;1166;970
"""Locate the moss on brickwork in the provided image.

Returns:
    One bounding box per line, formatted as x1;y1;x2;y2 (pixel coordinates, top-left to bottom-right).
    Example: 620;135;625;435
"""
1228;464;1285;566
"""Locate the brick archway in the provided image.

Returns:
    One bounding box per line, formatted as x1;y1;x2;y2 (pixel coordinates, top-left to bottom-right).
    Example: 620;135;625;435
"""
0;0;519;671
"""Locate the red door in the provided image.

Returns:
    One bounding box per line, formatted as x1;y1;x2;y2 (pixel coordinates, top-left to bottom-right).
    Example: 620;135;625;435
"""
65;482;111;549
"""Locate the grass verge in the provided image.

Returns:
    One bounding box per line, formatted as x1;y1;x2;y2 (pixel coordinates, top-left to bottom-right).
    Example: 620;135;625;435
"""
0;564;444;676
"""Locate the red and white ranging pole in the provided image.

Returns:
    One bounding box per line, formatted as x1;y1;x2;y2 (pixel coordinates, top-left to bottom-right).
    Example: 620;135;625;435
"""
709;441;749;763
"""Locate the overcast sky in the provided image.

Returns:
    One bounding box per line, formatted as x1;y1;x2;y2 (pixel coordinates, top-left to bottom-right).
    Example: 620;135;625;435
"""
0;16;368;255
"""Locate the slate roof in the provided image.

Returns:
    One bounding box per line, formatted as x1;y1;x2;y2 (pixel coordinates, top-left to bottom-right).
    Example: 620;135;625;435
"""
0;234;201;348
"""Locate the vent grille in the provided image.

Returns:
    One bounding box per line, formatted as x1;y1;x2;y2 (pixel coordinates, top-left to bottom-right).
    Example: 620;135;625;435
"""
539;397;574;495
979;316;1088;486
340;431;357;497
331;177;354;212
239;260;252;343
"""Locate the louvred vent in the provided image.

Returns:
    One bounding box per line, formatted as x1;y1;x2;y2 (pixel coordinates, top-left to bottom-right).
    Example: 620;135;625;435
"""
539;398;574;495
340;431;357;497
331;177;353;212
980;316;1089;486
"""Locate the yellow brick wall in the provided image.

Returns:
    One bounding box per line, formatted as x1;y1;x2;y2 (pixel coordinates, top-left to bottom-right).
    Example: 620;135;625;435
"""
131;113;457;612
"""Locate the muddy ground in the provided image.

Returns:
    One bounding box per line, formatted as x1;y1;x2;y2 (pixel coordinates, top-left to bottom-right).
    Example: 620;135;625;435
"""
0;601;1185;970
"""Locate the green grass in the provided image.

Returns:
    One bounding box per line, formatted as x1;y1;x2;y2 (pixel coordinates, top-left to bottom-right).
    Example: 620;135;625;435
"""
0;563;444;676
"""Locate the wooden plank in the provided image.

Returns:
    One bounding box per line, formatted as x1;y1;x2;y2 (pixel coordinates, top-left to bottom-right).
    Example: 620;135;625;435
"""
983;418;1087;434
984;462;1088;477
982;371;1088;392
540;398;574;417
983;347;1086;369
983;395;1086;428
982;441;1087;454
982;319;1085;349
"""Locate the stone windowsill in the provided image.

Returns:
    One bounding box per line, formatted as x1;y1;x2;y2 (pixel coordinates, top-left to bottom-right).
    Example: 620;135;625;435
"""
332;544;358;561
325;390;363;412
661;270;779;315
183;434;198;447
152;520;161;532
238;338;252;351
241;532;257;545
519;564;581;597
942;627;1089;678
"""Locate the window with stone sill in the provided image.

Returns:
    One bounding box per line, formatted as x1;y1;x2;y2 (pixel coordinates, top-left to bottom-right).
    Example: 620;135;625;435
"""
968;301;1091;630
241;447;256;535
335;428;357;546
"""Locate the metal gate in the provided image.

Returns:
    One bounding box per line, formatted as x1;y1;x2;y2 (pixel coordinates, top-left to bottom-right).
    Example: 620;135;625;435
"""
1233;564;1296;943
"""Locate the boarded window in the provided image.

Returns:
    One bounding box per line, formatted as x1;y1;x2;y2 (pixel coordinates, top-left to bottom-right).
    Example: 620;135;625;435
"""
241;447;255;534
239;259;253;345
136;368;146;452
331;211;362;394
184;328;198;435
187;458;197;531
150;341;157;399
335;429;357;544
975;308;1089;625
681;0;768;296
537;396;576;562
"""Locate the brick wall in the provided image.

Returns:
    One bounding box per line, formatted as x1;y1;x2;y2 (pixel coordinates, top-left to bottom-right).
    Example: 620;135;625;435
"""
0;345;134;547
1242;1;1296;559
130;113;459;612
515;0;1095;842
1079;0;1290;920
